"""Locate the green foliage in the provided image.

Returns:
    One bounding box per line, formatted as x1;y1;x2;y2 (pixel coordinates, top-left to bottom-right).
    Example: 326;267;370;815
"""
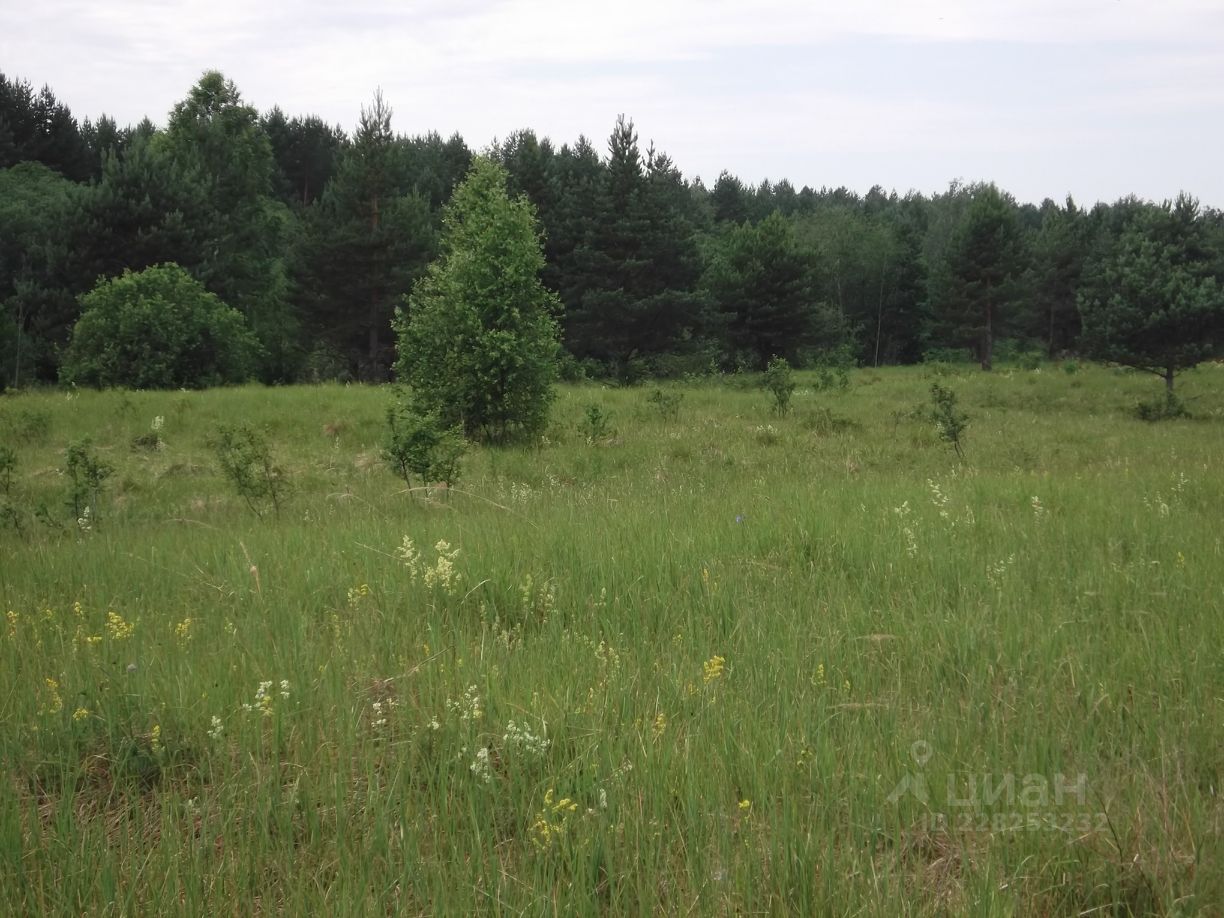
928;383;969;458
801;405;857;436
564;117;707;372
0;371;1223;914
160;72;298;381
394;157;561;443
0;406;51;444
1135;391;1190;422
645;388;683;421
63;437;112;524
0;161;79;385
60;264;260;389
812;343;855;391
1079;197;1223;394
0;443;21;531
762;356;796;415
927;183;1027;371
296;91;436;379
211;424;289;517
701;211;837;368
382;397;466;490
578;404;614;442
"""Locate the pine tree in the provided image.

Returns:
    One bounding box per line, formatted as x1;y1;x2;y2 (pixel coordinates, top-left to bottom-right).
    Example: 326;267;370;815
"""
1079;196;1222;393
928;184;1027;370
567;117;705;375
296;91;435;378
161;71;298;378
702;211;838;367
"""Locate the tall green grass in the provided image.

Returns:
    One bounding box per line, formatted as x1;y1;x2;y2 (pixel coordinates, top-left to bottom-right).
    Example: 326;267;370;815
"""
1;362;1222;914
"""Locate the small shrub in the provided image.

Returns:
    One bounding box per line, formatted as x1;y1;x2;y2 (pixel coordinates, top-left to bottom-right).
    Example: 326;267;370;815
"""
0;445;22;532
383;398;467;492
1062;359;1082;375
813;345;854;392
0;445;15;495
0;408;51;444
64;438;113;525
130;432;164;452
212;425;289;517
802;406;856;436
646;388;683;421
928;383;969;459
1134;392;1190;422
763;356;796;416
60;263;260;389
579;404;614;442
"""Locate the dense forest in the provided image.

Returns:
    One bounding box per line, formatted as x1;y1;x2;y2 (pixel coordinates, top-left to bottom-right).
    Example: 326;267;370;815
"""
2;69;1222;388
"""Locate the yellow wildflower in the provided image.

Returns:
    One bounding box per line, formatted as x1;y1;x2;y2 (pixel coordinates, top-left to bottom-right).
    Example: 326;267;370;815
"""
738;799;752;813
150;724;162;753
105;611;134;640
174;618;193;643
530;788;579;850
72;707;90;723
652;712;667;738
43;677;63;715
702;655;726;684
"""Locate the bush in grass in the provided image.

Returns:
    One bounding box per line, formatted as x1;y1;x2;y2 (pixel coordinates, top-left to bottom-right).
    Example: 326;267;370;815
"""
762;356;796;415
578;404;614;442
63;438;112;526
212;424;289;517
646;388;683;421
383;397;467;491
928;383;969;458
60;263;260;389
1135;392;1190;422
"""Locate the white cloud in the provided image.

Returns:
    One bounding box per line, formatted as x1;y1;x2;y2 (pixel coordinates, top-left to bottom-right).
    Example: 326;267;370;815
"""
1;0;1222;204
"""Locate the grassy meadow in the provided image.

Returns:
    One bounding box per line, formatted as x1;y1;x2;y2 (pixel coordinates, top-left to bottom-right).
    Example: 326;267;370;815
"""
1;363;1222;915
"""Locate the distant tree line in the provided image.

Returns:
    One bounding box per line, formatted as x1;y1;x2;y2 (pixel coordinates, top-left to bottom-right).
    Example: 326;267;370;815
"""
2;69;1221;390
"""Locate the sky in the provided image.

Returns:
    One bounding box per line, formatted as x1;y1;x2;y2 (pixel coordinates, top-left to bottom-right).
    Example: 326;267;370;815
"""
3;0;1223;207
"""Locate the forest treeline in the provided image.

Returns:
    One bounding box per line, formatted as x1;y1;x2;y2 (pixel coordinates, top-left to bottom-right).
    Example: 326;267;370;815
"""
2;69;1223;387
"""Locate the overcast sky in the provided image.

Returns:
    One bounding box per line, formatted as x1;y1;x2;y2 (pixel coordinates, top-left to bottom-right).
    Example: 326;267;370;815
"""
3;0;1222;207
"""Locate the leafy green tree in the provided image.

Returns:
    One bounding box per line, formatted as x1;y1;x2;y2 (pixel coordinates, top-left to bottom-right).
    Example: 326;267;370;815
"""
160;71;298;379
6;133;216;382
0;162;77;385
394;158;560;443
928;184;1027;370
60;263;260;389
702;211;838;367
1078;196;1222;393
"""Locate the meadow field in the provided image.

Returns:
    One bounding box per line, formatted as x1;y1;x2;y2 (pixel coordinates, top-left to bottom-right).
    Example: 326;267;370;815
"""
1;363;1221;915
